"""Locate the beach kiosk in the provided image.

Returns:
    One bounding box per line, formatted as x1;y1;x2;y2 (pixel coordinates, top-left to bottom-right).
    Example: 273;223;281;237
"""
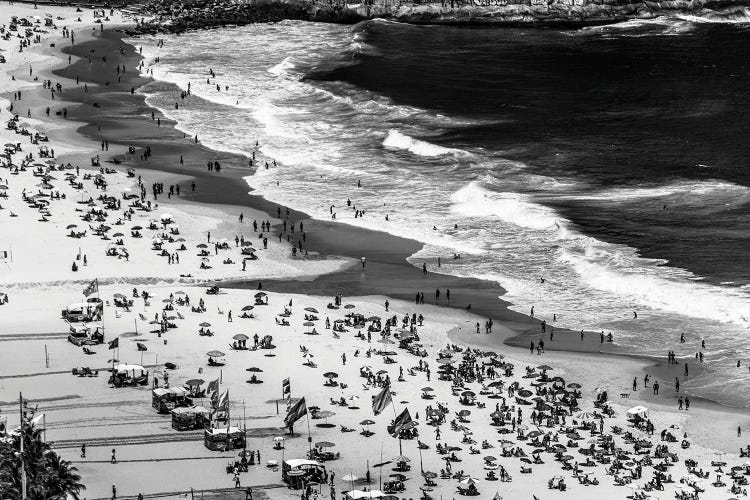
62;302;101;323
204;426;246;451
171;406;210;431
109;364;149;387
152;386;191;414
67;324;104;346
282;459;326;489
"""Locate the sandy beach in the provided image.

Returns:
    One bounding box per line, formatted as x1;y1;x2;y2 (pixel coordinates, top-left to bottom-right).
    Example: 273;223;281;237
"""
2;5;750;500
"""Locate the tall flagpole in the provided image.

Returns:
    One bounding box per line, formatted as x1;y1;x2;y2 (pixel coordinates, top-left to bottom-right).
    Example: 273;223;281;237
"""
20;392;26;500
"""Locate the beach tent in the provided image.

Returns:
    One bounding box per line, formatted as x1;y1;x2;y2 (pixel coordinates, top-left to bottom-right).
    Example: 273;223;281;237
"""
626;406;649;419
346;490;385;499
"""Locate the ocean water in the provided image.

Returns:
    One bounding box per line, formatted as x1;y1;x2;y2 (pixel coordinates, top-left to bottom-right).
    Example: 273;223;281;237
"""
130;16;750;407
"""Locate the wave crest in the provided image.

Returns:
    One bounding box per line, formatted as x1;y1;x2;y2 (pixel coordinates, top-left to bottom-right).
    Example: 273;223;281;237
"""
382;129;467;157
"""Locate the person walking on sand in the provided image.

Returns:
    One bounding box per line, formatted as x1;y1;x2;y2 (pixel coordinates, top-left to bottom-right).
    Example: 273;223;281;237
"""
342;353;346;365
80;443;86;458
112;484;117;500
361;257;366;268
111;448;117;464
739;426;742;437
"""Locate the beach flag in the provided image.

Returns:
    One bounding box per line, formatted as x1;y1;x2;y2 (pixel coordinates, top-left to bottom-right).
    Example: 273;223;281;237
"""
216;390;230;411
284;397;307;429
282;378;291;399
372;384;392;416
387;408;413;437
82;278;99;297
207;378;219;395
136;343;148;351
108;337;119;350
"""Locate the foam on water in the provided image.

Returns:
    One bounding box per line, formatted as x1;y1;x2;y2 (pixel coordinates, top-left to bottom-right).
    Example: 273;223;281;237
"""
383;129;468;157
451;182;559;230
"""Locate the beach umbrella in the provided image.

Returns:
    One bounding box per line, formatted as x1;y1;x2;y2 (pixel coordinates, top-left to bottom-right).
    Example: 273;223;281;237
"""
113;293;126;299
458;477;478;487
461;390;476;397
241;305;254;311
421;387;434;392
174;291;186;295
304;307;319;313
360;419;375;426
233;334;249;341
389;473;407;481
303;321;315;327
131;225;143;230
273;436;285;443
66;223;77;229
199;322;211;327
246;367;263;372
576;411;595;420
324;372;339;380
422;471;437;479
185;378;205;386
517;390;533;397
344;304;355;309
393;455;410;463
483;455;497;462
317;410;335;418
567;383;582;389
315;441;335;448
112;232;124;237
368;316;381;321
206;350;225;357
420;487;433;492
490;411;503;419
196;243;208;248
255;292;267;298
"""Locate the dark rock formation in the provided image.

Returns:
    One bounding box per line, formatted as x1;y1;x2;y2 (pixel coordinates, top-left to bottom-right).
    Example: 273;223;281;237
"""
127;0;750;33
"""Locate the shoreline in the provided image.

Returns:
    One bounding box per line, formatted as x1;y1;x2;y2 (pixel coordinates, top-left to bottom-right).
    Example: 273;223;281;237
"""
1;10;749;498
44;24;750;414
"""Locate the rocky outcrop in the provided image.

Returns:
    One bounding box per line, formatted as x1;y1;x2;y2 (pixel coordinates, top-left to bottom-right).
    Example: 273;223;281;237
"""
128;0;750;33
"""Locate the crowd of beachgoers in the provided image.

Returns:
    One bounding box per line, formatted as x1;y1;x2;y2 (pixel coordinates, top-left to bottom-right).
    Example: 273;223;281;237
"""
2;4;750;500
